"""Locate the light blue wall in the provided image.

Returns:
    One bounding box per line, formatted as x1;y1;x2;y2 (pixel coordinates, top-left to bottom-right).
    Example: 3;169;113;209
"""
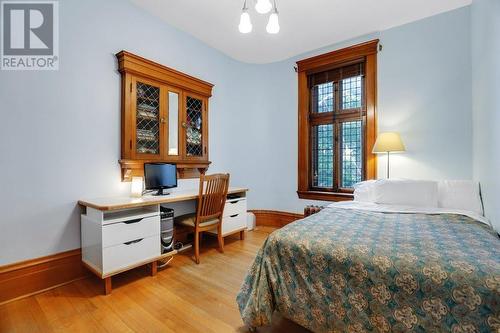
378;7;472;181
0;0;259;265
246;7;473;213
471;0;500;231
0;1;476;264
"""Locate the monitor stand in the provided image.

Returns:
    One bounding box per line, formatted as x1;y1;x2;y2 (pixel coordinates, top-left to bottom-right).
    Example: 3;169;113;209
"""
153;188;170;196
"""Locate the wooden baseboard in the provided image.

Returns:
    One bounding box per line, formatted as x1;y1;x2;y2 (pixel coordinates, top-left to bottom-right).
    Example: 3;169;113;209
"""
0;211;301;304
249;210;304;228
0;249;89;305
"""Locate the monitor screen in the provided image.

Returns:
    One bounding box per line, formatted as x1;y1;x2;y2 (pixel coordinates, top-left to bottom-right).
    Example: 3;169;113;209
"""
144;163;177;191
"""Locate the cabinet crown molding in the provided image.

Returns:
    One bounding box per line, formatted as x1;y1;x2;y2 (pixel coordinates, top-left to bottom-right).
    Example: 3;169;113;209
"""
116;50;214;97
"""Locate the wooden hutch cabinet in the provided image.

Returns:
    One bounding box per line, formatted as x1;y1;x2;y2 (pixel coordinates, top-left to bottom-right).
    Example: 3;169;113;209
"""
116;51;213;180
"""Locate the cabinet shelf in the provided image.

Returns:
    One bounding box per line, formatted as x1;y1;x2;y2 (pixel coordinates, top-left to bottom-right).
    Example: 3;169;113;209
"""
137;137;157;143
137;106;158;114
137;114;157;121
137;95;158;103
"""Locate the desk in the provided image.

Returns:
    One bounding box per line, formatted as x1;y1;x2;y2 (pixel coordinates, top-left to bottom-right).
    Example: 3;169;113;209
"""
78;187;248;211
79;187;248;294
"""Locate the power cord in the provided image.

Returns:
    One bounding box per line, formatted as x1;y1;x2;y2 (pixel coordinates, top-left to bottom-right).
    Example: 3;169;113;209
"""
157;256;173;269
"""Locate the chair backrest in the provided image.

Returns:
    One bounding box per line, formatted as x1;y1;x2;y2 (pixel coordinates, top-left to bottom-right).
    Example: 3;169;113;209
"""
195;173;230;225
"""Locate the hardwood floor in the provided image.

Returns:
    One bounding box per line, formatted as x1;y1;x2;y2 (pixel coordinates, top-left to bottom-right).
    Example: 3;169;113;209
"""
0;227;310;333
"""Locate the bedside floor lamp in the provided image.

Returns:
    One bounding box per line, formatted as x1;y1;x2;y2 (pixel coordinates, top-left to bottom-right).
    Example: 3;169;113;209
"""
372;132;406;178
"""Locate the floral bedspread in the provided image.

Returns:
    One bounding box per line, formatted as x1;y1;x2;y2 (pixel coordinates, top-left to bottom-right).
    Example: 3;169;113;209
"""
237;207;500;332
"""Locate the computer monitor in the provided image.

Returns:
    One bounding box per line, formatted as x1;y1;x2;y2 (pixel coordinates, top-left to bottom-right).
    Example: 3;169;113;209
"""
144;163;177;196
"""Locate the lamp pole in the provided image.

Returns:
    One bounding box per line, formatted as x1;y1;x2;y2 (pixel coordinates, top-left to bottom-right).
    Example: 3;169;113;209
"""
386;151;390;179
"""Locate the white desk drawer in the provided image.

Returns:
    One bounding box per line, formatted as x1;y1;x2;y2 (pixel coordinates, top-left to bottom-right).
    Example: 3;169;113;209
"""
102;235;160;275
224;198;247;217
102;216;160;248
221;213;246;235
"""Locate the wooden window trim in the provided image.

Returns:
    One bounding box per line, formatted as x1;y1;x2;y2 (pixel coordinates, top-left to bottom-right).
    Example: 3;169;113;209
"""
297;40;378;201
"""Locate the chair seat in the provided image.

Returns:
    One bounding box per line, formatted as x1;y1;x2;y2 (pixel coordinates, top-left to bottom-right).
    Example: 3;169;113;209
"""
174;213;220;228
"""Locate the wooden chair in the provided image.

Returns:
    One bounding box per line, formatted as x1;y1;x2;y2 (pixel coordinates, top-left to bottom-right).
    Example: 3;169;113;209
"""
174;173;230;264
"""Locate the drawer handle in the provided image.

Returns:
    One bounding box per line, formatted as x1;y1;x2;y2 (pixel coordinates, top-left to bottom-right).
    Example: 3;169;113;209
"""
228;200;239;204
230;214;239;218
123;218;143;225
124;238;143;245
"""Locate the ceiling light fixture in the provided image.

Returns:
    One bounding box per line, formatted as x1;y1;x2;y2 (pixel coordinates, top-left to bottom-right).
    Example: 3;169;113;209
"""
255;0;272;14
238;0;252;34
266;0;279;34
238;0;279;34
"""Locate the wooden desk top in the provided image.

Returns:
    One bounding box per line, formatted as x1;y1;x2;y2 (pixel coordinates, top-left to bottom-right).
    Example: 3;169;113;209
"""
78;187;248;211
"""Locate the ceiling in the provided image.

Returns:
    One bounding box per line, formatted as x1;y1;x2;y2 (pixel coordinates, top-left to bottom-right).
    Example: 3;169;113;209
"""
131;0;471;64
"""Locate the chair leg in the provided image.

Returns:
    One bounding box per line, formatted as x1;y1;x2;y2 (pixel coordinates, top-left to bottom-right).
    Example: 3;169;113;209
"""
199;231;203;245
217;224;224;253
194;230;200;264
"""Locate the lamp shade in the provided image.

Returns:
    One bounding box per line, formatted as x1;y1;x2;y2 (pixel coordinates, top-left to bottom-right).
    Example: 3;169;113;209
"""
130;177;143;198
372;132;406;153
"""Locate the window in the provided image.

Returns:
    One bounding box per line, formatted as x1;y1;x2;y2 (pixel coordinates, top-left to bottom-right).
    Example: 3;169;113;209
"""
311;123;334;187
297;40;378;201
309;63;365;192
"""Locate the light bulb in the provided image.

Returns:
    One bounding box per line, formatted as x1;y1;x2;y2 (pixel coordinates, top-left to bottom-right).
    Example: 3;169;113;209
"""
255;0;272;14
238;11;252;33
266;11;280;34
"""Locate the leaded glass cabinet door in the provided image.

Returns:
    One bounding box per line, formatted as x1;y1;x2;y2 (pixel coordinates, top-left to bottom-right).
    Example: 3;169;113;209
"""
182;93;208;160
132;78;165;159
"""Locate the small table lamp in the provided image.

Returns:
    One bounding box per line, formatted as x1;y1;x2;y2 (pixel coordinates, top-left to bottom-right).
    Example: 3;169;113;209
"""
372;132;406;178
130;177;144;198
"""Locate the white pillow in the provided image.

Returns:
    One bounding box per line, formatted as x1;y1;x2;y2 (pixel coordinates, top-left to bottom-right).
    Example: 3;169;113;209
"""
373;179;439;207
353;180;377;202
438;180;483;215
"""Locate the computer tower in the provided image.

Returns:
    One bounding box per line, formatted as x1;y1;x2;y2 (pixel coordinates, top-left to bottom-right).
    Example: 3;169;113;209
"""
160;207;174;253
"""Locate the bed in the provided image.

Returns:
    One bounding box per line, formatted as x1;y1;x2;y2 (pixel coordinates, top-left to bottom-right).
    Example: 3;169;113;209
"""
237;182;500;332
